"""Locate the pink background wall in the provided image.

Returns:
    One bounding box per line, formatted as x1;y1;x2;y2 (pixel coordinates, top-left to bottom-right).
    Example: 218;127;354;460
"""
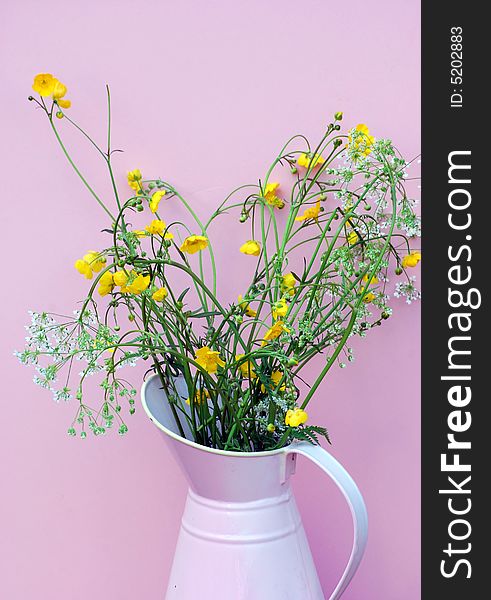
1;1;420;598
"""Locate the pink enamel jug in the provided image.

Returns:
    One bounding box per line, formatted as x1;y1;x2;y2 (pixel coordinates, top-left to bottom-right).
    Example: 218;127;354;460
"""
141;374;368;599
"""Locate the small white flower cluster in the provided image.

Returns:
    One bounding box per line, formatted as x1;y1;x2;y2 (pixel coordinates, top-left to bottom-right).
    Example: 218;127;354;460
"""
394;276;421;304
253;395;288;436
16;309;135;403
399;213;422;238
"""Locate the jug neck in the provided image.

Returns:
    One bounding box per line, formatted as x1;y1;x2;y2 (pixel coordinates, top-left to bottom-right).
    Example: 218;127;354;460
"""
163;431;297;502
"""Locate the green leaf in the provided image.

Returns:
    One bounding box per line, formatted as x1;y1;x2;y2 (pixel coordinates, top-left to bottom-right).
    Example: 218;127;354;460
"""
177;288;190;302
189;310;222;319
289;425;331;446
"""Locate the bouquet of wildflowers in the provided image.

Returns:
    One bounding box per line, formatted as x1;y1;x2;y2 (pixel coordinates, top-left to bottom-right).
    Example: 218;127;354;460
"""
17;73;421;451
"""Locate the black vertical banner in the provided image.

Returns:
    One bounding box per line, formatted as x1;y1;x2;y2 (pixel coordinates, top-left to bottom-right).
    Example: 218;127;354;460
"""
422;3;488;598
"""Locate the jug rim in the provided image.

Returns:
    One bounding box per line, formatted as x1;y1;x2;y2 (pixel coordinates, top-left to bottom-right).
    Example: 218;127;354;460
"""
141;373;290;458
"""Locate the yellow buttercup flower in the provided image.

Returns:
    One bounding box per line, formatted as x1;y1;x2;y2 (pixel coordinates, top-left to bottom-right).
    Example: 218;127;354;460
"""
195;346;225;374
363;292;376;303
53;80;71;109
272;298;288;320
347;231;359;245
145;219;166;236
297;153;325;168
127;169;142;192
32;74;72;108
261;321;289;346
180;235;209;254
285;408;308;427
295;200;321;223
98;271;115;297
149;190;166;213
144;220;173;239
271;370;285;387
52;81;67;100
83;251;105;272
74;251;106;279
264;182;279;196
132;230;147;238
401;251;421;268
281;273;297;297
152;287;168;301
113;270;129;287
355;123;370;136
240;240;261;256
235;354;257;379
238;295;257;318
186;389;210;405
263;182;285;209
124;273;150;295
348;124;375;156
74;259;93;279
32;73;57;97
32;74;72;107
362;274;379;285
261;369;285;393
128;169;142;182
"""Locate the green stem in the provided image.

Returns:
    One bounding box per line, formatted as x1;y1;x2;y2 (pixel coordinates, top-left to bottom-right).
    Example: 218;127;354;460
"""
47;113;116;221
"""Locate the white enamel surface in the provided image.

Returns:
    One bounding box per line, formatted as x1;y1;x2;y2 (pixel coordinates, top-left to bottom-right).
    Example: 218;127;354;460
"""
142;374;368;599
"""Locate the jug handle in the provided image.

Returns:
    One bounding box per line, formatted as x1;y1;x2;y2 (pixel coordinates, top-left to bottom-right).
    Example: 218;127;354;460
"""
285;442;368;600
